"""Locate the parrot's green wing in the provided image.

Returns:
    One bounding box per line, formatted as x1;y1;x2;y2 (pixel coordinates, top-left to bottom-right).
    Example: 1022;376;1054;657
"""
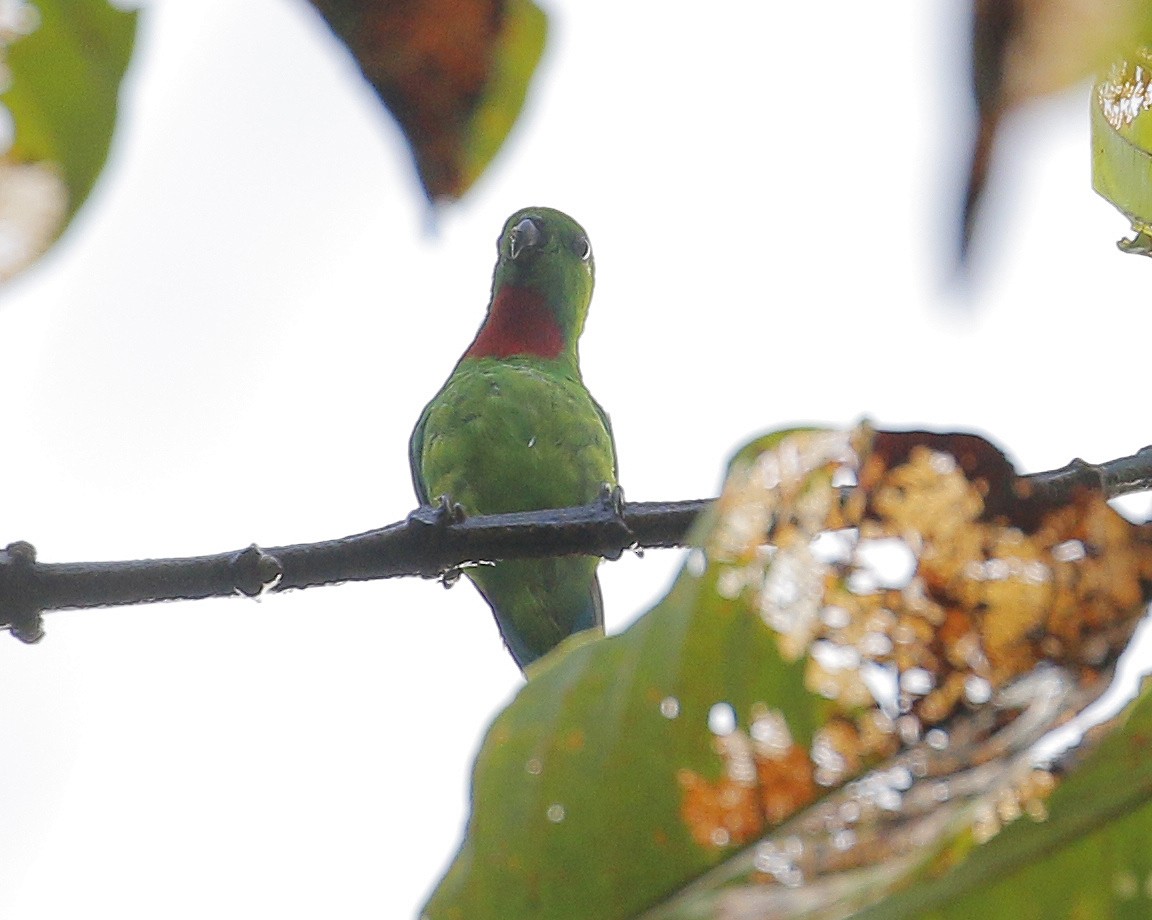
408;403;432;507
591;394;618;484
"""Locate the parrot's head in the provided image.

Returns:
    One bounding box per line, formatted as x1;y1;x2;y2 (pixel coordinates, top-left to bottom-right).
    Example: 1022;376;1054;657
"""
491;207;595;344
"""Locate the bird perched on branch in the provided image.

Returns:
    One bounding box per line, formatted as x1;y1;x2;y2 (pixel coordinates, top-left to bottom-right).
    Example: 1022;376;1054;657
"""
409;207;618;671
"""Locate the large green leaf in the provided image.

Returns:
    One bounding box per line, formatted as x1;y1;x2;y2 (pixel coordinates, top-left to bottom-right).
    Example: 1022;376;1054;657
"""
425;426;1152;919
425;537;820;919
1;0;137;280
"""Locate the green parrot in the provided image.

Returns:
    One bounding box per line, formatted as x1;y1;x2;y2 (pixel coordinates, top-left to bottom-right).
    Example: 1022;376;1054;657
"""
409;207;618;671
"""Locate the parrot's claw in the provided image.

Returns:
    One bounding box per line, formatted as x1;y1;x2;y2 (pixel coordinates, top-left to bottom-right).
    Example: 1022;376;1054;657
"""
597;483;631;560
598;482;626;517
439;494;468;525
407;498;466;587
408;495;467;529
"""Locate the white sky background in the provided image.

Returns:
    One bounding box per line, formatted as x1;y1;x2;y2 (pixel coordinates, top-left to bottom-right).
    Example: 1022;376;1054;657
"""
1;0;1151;917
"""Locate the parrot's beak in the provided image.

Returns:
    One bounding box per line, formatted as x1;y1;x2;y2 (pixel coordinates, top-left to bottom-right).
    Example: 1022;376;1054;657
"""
509;217;542;260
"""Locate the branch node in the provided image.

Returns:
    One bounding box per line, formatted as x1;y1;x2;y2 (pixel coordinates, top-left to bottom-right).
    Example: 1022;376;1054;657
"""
230;544;284;598
1067;457;1105;489
1;541;43;643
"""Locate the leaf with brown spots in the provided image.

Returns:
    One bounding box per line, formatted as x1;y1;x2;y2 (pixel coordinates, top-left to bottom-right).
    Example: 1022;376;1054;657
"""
306;0;546;203
424;424;1152;920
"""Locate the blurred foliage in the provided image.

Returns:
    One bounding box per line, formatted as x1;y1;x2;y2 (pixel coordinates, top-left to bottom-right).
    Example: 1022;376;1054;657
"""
426;426;1152;920
307;0;546;202
963;0;1152;258
0;0;547;284
854;678;1152;920
11;0;1152;278
0;0;136;281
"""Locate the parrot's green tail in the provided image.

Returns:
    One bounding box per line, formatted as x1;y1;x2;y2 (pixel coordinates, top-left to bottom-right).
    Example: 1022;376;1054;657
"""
468;557;604;670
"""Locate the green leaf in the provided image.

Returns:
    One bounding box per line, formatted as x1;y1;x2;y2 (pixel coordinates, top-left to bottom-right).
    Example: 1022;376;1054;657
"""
425;556;818;919
425;426;1152;920
305;0;546;203
458;0;545;197
424;431;843;920
1092;51;1152;252
1;0;138;280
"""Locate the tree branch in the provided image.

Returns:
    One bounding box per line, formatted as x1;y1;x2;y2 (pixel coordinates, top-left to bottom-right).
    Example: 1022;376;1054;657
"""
3;444;1151;643
0;498;711;642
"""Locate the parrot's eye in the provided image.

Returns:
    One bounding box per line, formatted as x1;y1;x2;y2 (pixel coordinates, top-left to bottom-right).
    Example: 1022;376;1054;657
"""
573;236;592;261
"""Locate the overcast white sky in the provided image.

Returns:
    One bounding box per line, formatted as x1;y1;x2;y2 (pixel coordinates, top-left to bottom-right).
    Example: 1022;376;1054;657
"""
1;1;1150;917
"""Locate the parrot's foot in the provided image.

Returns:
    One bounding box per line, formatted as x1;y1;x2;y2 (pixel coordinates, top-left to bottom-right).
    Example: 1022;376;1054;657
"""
407;494;467;529
598;482;625;516
407;496;466;587
597;483;631;560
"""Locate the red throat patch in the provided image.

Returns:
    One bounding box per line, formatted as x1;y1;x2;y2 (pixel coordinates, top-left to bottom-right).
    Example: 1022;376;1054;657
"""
465;286;564;359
